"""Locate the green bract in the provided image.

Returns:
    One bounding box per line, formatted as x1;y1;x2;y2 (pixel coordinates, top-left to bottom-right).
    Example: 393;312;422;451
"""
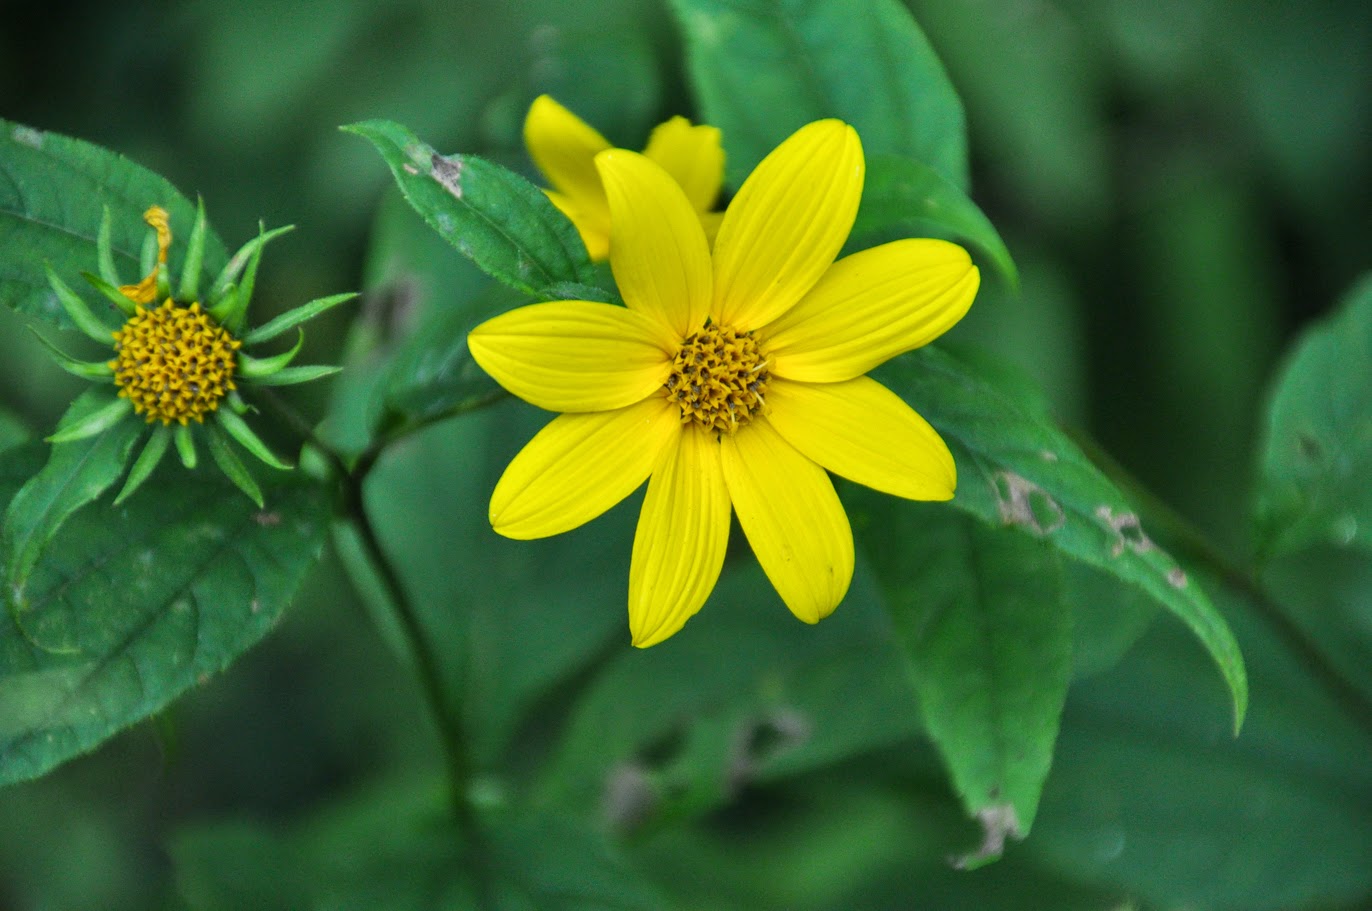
4;203;354;605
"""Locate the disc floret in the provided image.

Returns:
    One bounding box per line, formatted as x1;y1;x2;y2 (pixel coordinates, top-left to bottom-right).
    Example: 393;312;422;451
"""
111;300;242;425
665;322;770;434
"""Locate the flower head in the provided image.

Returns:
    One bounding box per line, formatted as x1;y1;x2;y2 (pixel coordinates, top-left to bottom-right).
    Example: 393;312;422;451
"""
524;94;724;261
39;204;353;506
470;120;980;647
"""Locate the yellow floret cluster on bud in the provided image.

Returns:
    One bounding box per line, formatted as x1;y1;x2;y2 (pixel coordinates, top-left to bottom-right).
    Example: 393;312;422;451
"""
665;323;771;435
110;300;242;425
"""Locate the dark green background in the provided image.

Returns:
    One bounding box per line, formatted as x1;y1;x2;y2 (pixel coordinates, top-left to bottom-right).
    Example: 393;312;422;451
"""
2;0;1370;908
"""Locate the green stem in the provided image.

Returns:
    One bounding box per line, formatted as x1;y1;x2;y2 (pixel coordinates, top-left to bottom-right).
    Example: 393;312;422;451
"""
1070;427;1372;733
261;387;496;902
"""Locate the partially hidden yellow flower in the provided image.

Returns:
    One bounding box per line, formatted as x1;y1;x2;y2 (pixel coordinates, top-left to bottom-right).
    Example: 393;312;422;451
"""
524;94;724;261
470;120;980;647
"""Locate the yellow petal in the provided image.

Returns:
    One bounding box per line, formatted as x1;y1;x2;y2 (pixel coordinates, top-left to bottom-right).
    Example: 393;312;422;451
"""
699;211;724;247
469;301;673;413
711;120;863;331
642;116;725;214
491;396;680;539
546;189;610;262
720;417;853;623
596;149;712;339
629;425;731;647
525;95;611;223
766;376;955;500
762;239;979;383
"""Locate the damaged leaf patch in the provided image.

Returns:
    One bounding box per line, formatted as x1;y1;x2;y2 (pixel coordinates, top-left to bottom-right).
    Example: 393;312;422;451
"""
344;119;601;298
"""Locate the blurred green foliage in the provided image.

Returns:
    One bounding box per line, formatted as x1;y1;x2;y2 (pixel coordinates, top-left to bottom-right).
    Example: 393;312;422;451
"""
2;0;1370;908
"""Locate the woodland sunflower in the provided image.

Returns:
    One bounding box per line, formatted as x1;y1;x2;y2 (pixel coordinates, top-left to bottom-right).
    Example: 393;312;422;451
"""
470;120;979;646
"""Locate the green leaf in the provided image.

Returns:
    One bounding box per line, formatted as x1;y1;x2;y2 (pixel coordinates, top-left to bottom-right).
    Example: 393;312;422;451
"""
0;444;330;785
172;778;662;911
0;120;229;330
1254;272;1372;559
668;0;968;188
853;502;1070;851
539;558;920;823
1027;574;1372;911
2;389;144;601
343;119;597;298
876;346;1248;730
850;153;1018;288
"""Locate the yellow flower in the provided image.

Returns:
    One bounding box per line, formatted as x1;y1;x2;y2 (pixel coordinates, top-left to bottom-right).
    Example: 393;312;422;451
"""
524;94;724;262
39;204;352;506
470;120;980;647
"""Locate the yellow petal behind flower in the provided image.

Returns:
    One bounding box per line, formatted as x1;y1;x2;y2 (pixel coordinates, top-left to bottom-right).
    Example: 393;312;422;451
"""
118;205;172;305
720;418;853;624
596;149;712;339
643;116;725;215
629;424;731;648
490;397;680;540
525;95;612;229
764;239;980;383
766;376;955;501
546;189;610;262
711;120;864;332
469;300;675;413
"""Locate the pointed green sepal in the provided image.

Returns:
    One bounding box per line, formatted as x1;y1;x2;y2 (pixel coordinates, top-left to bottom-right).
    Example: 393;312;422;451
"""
139;229;158;277
175;423;198;469
207;284;239;325
97;206;120;286
114;425;173;505
239;329;304;378
46;265;117;342
154;262;172;303
45;396;133;443
216;408;291;470
243;292;358;345
82;271;138;317
207;424;264;507
28;328;115;380
245;364;343;386
178;197;209;303
225;390;253;416
207;224;294;309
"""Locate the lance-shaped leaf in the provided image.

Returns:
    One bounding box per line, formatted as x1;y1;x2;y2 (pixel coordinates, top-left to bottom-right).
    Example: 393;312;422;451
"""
875;347;1248;731
851;153;1018;288
0;443;330;784
668;0;968;188
0;120;228;329
852;498;1070;861
2;389;145;602
343;119;599;297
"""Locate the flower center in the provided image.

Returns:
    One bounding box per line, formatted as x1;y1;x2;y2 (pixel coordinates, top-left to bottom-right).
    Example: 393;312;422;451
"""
110;300;242;425
665;323;770;434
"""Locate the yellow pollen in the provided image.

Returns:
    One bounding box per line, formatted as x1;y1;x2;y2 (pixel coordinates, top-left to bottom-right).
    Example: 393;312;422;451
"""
110;300;242;425
665;323;770;434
